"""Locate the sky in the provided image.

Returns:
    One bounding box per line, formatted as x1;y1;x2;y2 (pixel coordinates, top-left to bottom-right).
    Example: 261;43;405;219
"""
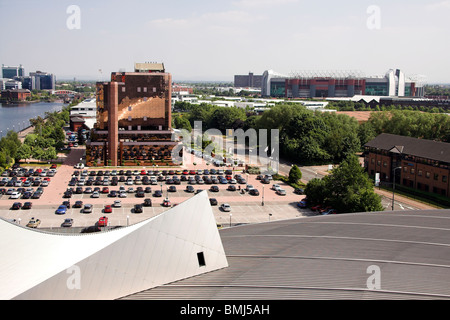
0;0;449;83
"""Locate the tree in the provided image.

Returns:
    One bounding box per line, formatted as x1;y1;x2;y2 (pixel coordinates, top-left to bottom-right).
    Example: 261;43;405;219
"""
288;165;302;185
305;155;383;213
16;144;32;162
173;115;192;132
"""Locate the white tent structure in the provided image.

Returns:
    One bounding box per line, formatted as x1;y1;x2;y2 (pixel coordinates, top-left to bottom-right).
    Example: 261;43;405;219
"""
0;191;228;300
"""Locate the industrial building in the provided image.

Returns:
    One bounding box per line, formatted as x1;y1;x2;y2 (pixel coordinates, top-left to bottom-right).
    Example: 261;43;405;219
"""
85;62;178;167
262;69;424;98
234;72;263;88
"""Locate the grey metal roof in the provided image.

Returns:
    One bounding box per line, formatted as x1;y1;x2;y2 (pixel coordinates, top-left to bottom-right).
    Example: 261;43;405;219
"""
365;133;450;163
121;209;450;300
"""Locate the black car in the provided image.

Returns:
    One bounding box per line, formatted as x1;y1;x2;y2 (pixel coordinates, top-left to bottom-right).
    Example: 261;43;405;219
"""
227;185;236;191
22;202;32;209
294;188;304;195
63;200;71;208
210;185;219;192
134;204;143;213
185;185;195;193
249;188;260;196
209;198;218;206
154;190;162;197
143;198;152;207
109;190;118;197
168;186;177;192
11;202;22;210
136;190;145;197
73;200;83;208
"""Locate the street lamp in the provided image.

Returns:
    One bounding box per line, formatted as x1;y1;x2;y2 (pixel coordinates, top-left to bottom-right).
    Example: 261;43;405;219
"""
229;213;232;228
392;166;401;211
262;185;265;206
269;213;272;222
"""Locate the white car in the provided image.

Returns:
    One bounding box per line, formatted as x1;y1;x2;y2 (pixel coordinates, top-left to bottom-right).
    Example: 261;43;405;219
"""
74;163;85;169
220;203;231;212
113;200;122;207
276;189;286;196
9;192;21;199
119;191;127;198
91;191;100;198
271;184;281;191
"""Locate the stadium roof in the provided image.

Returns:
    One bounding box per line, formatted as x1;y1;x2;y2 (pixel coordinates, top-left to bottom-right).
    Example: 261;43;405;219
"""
123;209;450;300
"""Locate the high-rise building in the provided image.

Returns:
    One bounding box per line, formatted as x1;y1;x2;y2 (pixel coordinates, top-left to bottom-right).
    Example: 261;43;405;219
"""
234;72;263;88
29;71;56;90
2;64;25;79
86;62;178;167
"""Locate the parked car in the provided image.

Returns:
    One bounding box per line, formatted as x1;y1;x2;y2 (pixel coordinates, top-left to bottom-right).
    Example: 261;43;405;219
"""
249;188;260;196
276;189;286;196
91;191;100;198
227;185;236;191
297;200;308;208
9;192;21;199
104;205;112;213
210;185;219;192
62;200;71;208
271;184;281;191
22;202;32;210
62;218;73;227
26;217;41;228
322;208;337;215
55;205;68;215
311;204;322;212
73;200;83;208
143;198;152;207
154;190;162;197
220;203;231;212
83;204;93;213
98;216;108;227
113;200;122;207
162;198;171;207
11;202;22;210
209;198;218;206
134;204;143;213
294;188;304;195
185;185;195;193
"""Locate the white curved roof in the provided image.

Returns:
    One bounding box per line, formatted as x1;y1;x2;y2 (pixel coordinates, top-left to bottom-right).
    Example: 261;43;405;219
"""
0;191;228;300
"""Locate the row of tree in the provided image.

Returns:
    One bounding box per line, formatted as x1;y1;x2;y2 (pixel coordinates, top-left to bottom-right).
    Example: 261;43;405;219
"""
173;101;450;166
0;106;70;172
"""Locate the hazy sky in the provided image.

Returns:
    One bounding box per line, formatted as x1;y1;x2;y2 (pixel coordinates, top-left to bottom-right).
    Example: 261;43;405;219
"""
1;0;449;83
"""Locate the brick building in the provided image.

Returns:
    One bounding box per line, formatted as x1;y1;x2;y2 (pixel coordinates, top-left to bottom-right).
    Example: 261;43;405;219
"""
86;62;179;167
0;89;31;101
364;133;450;197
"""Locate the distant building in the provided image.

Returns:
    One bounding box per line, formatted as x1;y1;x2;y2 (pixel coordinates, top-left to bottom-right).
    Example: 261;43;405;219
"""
364;133;450;198
262;69;424;98
234;72;263;88
86;62;177;167
0;89;31;102
29;71;56;90
2;64;25;79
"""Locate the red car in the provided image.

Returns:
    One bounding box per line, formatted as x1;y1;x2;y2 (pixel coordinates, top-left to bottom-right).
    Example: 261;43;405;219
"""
98;216;108;227
311;204;322;211
162;198;171;207
102;187;109;193
104;205;112;213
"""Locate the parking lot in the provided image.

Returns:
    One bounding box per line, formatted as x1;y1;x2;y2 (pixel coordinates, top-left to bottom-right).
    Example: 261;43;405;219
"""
0;147;310;230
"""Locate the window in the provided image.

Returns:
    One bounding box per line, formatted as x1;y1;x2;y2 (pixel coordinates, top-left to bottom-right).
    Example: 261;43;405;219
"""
418;170;422;176
443;176;448;183
377;160;381;166
434;173;439;181
143;87;147;93
371;158;375;164
403;167;407;173
410;168;415;174
121;86;126;92
197;252;206;267
426;171;430;178
383;161;387;167
137;87;141;92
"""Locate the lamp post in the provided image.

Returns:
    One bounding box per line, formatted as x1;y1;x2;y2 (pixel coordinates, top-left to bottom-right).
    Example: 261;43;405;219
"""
262;185;265;206
392;166;401;211
229;213;232;228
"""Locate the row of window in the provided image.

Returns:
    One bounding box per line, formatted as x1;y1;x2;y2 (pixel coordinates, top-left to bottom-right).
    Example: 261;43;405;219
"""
370;158;448;182
121;86;158;93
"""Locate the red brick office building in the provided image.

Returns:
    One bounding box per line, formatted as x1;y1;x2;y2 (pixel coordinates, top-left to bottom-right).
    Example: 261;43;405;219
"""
364;133;450;197
86;62;178;167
